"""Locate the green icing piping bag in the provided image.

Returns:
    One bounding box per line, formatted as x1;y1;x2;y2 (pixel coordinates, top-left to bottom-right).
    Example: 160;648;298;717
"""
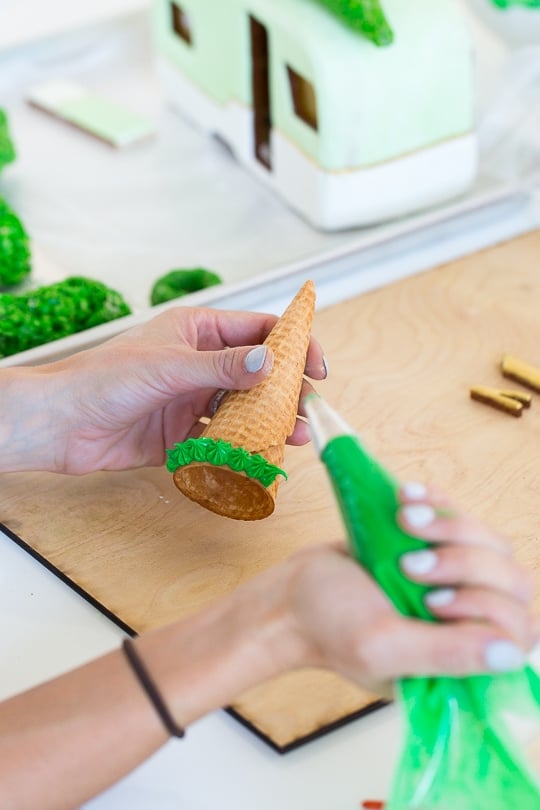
304;393;540;809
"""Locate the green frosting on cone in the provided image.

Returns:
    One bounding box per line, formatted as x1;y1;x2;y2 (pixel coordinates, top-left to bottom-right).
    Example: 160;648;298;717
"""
166;437;288;488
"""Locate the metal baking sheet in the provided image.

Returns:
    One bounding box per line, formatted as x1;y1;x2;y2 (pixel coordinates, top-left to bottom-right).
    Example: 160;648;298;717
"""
1;7;538;368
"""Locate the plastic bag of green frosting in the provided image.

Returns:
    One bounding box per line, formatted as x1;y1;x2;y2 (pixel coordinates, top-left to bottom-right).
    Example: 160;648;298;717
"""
307;397;540;809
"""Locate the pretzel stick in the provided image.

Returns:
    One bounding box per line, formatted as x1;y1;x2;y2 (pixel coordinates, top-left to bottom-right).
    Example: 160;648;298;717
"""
501;354;540;393
470;385;524;417
498;389;532;407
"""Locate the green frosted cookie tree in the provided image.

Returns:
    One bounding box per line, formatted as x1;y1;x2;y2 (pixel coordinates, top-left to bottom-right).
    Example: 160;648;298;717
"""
0;277;131;358
0;109;16;172
0;109;32;288
150;268;222;305
0;197;31;287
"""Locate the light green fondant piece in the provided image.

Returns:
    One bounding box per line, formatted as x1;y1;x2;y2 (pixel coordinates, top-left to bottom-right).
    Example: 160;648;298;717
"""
166;437;287;488
153;0;473;169
59;96;155;146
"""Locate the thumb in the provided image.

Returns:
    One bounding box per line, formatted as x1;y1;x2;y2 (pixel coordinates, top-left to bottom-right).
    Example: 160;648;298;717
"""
190;344;274;390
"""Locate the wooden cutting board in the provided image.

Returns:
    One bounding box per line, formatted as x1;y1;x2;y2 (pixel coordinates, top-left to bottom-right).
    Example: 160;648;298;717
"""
3;229;540;751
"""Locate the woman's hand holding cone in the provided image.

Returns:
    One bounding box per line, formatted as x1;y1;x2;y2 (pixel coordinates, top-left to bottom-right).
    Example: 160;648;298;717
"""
1;305;326;475
171;281;318;519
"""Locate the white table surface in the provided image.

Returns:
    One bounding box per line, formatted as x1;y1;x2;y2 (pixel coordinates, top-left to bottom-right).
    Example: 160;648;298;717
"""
2;3;540;809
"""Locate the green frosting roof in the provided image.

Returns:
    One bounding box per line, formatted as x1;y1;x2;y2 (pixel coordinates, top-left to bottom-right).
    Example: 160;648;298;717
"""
490;0;540;6
315;0;394;46
166;437;288;488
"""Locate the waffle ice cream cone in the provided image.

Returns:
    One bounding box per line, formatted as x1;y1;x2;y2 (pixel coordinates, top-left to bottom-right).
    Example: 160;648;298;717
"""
168;280;316;520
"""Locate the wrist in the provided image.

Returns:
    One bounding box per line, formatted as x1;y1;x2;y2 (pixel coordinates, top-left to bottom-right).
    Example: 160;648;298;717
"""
138;562;313;729
0;365;64;472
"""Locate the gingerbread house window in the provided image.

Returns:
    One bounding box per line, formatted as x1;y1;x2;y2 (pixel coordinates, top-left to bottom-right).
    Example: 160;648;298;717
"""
170;2;193;45
287;66;318;131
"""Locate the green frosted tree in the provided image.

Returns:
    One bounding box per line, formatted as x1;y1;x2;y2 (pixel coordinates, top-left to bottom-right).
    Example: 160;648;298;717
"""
0;110;32;289
0;277;131;358
314;0;393;46
0;197;31;287
0;109;16;171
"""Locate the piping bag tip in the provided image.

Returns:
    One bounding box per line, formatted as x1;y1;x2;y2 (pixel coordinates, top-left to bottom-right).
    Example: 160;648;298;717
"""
304;393;357;457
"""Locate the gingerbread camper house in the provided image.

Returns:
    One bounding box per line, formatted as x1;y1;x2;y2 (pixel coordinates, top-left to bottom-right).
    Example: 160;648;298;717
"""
153;0;478;230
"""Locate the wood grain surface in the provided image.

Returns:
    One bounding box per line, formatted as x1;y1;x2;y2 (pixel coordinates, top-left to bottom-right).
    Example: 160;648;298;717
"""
3;229;540;750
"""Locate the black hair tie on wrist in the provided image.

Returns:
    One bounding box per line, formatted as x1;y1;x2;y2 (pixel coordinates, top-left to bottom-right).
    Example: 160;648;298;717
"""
122;638;185;739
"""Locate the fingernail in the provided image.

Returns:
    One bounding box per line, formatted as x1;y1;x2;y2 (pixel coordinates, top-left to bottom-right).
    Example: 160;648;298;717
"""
485;640;525;672
400;549;437;576
401;482;427;501
322;355;329;379
245;345;267;373
210;388;227;415
401;504;436;529
425;588;456;608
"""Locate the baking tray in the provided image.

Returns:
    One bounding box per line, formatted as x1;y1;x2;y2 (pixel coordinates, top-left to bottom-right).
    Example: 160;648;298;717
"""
1;8;539;367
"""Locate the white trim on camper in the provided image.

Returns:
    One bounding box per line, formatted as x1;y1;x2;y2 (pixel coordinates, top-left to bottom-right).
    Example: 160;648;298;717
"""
158;58;478;231
272;133;478;230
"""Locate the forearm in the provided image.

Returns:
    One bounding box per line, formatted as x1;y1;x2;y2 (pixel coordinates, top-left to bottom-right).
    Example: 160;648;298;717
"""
0;565;303;810
0;366;66;473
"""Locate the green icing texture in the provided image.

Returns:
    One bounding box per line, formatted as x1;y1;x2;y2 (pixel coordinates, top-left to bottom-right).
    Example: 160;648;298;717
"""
0;276;131;358
150;268;222;306
166;437;288;488
0;109;16;172
314;0;393;45
0;197;31;287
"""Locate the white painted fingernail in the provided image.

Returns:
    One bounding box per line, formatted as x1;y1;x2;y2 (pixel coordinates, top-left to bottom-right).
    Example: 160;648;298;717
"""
401;504;436;529
400;549;437;576
322;355;329;378
401;482;427;500
425;588;456;608
485;640;525;672
245;345;267;373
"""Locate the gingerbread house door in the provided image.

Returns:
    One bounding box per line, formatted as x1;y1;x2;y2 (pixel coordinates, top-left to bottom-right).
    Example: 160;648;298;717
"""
249;15;272;171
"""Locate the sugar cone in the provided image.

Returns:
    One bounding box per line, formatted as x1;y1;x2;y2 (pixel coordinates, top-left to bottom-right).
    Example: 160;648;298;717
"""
172;280;316;520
